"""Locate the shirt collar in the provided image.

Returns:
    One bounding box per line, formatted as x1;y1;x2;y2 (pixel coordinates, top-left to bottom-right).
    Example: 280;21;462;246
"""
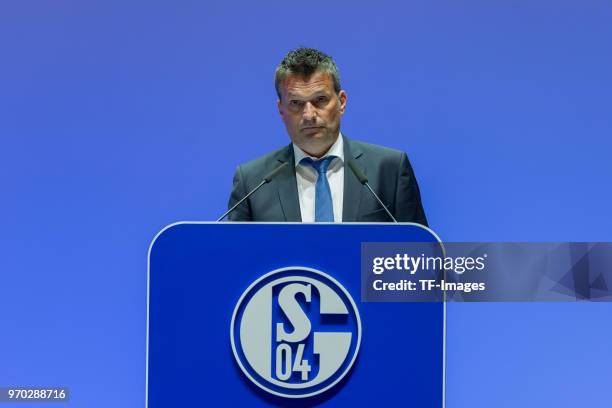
293;132;344;168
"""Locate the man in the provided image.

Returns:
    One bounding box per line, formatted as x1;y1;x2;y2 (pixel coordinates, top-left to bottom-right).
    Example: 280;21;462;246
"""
227;47;428;225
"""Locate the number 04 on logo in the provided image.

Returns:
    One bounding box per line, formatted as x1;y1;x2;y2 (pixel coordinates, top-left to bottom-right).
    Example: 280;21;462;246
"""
230;267;362;398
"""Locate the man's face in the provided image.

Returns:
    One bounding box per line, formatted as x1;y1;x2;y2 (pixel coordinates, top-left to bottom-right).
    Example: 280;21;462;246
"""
277;71;347;158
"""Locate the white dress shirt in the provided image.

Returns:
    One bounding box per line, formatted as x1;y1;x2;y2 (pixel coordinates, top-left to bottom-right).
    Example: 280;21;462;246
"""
293;134;344;222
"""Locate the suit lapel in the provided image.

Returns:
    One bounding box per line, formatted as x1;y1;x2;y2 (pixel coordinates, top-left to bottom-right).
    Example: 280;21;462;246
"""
342;136;365;222
275;145;302;221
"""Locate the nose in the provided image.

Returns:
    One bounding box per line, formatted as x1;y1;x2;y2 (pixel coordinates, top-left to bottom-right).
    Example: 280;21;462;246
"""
302;101;317;122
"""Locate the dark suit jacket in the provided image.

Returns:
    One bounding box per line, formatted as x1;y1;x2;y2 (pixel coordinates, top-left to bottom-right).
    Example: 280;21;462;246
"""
227;136;428;225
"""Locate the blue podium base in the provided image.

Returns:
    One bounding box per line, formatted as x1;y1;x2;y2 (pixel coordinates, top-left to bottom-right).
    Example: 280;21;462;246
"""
147;222;444;407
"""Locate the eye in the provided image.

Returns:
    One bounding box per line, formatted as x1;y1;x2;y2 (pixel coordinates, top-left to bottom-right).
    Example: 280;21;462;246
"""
314;95;329;107
289;100;302;106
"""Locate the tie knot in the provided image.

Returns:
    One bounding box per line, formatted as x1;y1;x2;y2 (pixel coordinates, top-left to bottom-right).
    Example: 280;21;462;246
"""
301;156;335;175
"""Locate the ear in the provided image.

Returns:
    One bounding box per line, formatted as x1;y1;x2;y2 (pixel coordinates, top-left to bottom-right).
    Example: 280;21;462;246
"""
338;90;348;115
277;99;284;117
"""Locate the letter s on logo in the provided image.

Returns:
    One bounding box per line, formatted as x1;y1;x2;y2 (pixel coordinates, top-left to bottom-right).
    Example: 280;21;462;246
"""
276;283;312;343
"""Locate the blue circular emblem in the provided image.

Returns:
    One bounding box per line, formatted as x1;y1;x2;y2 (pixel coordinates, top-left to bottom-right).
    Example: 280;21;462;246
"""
230;266;362;398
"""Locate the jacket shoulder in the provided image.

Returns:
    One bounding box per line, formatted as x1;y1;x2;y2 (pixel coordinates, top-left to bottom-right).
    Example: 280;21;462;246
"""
349;139;405;160
236;144;291;180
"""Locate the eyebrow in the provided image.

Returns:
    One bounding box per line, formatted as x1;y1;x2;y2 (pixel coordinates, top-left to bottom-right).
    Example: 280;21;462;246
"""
286;90;329;99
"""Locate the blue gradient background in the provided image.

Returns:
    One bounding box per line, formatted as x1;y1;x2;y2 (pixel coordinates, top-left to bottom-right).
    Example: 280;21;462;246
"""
1;1;610;407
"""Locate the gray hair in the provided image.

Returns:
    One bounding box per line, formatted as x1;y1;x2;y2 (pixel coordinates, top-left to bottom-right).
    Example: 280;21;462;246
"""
274;47;341;99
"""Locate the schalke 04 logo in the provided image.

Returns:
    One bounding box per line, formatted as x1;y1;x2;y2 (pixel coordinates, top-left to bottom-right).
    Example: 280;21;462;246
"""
230;266;361;398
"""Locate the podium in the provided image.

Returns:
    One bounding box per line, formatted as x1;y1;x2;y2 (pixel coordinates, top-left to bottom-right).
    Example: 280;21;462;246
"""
147;222;444;407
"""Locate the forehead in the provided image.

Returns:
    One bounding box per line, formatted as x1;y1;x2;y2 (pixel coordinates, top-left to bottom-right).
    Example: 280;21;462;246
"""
280;71;334;97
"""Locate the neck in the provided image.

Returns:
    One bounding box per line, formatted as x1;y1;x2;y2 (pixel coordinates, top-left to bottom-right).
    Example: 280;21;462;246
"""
303;133;340;158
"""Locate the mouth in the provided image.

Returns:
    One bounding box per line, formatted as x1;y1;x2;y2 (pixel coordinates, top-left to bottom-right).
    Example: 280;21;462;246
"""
301;126;324;131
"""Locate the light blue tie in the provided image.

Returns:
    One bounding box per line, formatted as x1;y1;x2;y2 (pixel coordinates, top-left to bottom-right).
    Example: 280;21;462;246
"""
301;156;335;222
